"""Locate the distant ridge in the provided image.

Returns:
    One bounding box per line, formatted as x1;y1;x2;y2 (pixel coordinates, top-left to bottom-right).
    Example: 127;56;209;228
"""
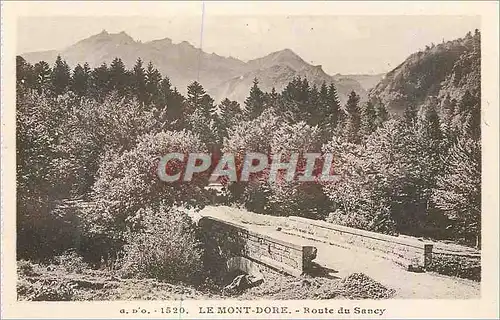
21;31;367;104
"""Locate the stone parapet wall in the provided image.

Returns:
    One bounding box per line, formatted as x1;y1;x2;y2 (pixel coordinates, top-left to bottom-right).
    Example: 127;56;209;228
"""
287;216;433;269
199;216;317;276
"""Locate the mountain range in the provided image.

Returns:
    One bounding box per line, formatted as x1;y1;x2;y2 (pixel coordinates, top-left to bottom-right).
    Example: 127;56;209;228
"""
21;29;479;116
21;30;380;105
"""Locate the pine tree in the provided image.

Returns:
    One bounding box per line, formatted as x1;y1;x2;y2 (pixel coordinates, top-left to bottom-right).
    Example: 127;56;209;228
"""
145;61;162;106
456;90;480;141
109;57;129;95
186;81;218;152
51;55;71;95
244;78;266;120
167;87;186;127
216;98;242;139
219;98;241;126
403;104;418;127
186;81;206;113
418;102;442;143
297;78;311;121
374;100;389;128
314;82;330;128
90;63;110;99
16;56;36;90
71;64;90;96
362;101;377;136
155;76;172;110
131;58;147;104
267;87;279;107
307;84;320;125
33;61;52;93
440;93;455;125
432;137;481;247
280;76;303;121
326;83;341;129
344;91;362;143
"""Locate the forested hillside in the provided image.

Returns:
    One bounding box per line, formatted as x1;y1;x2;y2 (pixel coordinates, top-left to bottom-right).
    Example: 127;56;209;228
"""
16;30;481;297
370;29;481;116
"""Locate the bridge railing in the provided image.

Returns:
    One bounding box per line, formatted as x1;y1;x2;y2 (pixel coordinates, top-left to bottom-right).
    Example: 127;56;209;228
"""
199;216;317;277
287;216;479;271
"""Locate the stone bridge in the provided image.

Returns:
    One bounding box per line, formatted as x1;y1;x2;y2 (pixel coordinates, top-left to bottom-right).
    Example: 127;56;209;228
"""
195;206;480;284
198;215;318;277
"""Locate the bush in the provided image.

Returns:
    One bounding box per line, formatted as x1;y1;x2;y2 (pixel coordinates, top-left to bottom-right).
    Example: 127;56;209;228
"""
56;250;89;274
322;135;397;234
17;260;36;276
428;253;481;281
92;130;209;229
17;279;74;301
224;114;332;219
121;204;204;284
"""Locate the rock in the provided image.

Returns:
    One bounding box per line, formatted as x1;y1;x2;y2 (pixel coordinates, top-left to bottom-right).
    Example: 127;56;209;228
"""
223;273;264;295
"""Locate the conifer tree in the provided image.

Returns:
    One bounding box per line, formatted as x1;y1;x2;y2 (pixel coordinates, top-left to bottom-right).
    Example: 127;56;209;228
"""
418;102;442;143
361;101;377;136
186;81;206;114
217;98;242;139
145;61;162;106
33;61;52;93
432;136;481;247
307;84;320;125
51;55;71;95
132;58;147;104
109;58;129;95
90;63;110;99
326;83;341;129
16;56;36;90
244;78;266;120
344;91;362;143
374;100;389;128
267;87;279;106
165;86;185;126
71;64;90;96
403;104;418;127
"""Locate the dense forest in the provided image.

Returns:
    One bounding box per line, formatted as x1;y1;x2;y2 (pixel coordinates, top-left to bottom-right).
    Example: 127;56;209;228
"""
16;30;481;284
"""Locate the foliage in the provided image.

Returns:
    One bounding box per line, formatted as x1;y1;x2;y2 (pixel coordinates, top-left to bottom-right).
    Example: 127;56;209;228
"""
428;254;481;281
322;132;397;234
17;260;36;277
343;91;362;143
92;130;208;232
17;279;74;301
370;30;480;113
244;78;267;119
121;204;204;283
432;137;481;245
56;250;89;274
15;29;482;277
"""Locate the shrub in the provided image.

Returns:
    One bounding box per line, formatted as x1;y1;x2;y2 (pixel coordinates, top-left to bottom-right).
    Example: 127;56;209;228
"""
17;279;74;301
322;135;397;234
56;250;89;274
17;260;36;276
92;130;209;229
224;114;331;219
428;253;481;281
121;204;204;284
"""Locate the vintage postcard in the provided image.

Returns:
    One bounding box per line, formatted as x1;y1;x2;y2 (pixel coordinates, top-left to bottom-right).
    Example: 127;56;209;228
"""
1;1;499;319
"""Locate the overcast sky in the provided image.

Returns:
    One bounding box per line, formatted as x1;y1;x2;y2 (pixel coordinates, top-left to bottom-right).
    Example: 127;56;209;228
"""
17;14;480;75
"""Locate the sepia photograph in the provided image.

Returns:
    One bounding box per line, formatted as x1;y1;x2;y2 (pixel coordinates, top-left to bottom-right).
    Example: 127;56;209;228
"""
1;1;499;319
